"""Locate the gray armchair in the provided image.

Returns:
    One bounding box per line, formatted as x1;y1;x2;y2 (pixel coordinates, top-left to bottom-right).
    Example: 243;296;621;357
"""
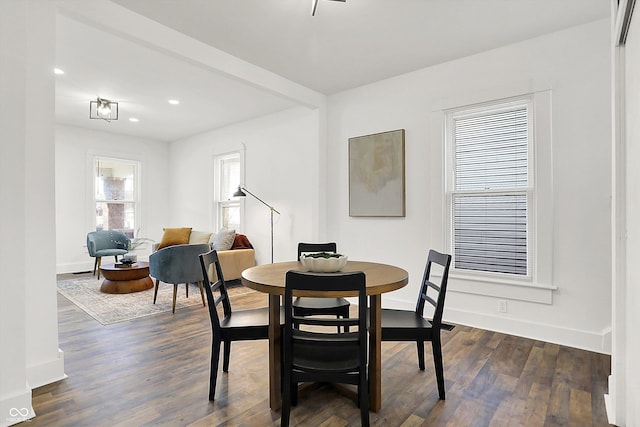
149;243;210;313
87;230;130;280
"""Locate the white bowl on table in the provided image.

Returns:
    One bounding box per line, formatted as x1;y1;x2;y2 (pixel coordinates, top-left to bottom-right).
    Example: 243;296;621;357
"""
299;253;348;273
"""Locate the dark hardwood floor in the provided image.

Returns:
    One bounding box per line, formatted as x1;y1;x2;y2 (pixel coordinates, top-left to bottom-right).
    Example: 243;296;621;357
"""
27;276;612;426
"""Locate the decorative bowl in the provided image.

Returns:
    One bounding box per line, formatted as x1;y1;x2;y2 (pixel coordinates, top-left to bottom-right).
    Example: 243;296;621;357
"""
300;253;348;272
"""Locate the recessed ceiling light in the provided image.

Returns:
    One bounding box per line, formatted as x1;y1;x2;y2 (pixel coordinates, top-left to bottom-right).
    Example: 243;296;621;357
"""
54;68;65;75
129;117;139;123
168;99;180;105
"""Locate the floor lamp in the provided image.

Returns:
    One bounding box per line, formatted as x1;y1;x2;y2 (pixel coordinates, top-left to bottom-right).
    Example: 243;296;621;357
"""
233;186;280;263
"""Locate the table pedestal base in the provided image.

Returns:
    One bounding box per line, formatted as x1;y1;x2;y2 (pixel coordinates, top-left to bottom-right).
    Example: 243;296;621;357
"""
99;262;153;294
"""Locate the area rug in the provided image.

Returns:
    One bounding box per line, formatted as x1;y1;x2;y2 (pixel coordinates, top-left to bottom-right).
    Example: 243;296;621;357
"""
56;276;252;326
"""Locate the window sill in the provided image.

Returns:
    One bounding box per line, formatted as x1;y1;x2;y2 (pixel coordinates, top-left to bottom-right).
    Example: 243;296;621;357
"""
434;271;555;304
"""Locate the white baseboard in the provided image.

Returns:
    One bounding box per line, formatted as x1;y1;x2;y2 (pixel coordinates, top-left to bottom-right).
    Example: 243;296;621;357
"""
382;296;611;354
604;393;615;425
604;374;619;426
27;348;66;389
56;261;94;275
56;257;149;275
0;385;33;427
446;308;610;354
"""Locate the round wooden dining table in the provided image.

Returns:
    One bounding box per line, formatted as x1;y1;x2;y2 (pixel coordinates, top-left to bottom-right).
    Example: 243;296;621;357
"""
242;260;409;412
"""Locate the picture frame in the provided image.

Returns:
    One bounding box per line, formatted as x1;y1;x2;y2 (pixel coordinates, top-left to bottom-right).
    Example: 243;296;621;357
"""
349;129;405;217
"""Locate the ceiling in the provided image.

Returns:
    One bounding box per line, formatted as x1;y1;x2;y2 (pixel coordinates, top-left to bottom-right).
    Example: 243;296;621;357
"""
55;0;610;142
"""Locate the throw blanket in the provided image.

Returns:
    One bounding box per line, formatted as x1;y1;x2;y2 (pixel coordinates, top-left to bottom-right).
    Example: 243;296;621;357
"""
232;234;253;249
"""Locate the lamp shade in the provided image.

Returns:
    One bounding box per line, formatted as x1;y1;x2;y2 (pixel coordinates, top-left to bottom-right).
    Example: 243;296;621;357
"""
233;186;246;197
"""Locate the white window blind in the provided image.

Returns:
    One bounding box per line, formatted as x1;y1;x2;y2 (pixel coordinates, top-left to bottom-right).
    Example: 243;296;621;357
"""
450;103;530;276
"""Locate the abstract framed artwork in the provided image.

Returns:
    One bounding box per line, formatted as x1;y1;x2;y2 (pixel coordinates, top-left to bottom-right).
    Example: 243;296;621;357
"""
349;129;405;217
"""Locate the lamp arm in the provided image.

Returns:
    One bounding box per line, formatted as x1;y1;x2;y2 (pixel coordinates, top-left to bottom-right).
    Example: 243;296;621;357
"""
240;187;281;215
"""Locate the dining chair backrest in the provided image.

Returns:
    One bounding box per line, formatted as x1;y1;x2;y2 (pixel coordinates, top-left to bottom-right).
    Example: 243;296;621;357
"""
282;270;369;426
199;249;232;332
284;270;366;339
297;242;337;260
415;249;452;330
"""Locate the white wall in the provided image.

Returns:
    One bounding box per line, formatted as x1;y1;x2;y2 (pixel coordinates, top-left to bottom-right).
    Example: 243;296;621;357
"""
55;125;170;273
622;7;640;423
1;2;64;425
169;107;321;265
327;20;612;353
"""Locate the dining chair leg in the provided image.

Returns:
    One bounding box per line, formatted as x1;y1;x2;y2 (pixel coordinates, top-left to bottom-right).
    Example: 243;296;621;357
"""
417;340;426;371
172;284;178;313
359;368;370;426
210;336;222;400
291;381;298;406
432;334;445;399
280;368;292;427
153;279;160;304
222;341;231;372
93;258;99;276
340;305;350;332
198;280;206;307
185;282;189;298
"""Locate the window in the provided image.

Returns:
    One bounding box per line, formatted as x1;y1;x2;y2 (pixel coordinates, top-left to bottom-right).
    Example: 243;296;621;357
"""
94;157;140;238
446;97;533;278
214;152;241;230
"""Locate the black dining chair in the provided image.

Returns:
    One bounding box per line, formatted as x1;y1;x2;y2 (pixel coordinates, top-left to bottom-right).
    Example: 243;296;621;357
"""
294;243;351;327
377;249;453;400
199;249;282;400
281;270;369;427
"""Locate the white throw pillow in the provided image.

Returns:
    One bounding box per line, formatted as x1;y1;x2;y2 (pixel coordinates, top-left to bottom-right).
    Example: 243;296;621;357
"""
212;228;236;251
189;230;212;244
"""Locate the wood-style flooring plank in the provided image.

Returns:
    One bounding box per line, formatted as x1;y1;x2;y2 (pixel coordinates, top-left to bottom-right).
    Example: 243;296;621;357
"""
27;274;613;426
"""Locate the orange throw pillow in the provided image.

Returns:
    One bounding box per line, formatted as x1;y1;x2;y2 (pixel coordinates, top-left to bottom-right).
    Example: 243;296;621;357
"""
157;227;192;250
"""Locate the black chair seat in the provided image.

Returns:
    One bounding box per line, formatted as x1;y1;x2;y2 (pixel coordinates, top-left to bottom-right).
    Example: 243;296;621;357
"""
293;297;350;313
377;309;434;341
219;307;284;331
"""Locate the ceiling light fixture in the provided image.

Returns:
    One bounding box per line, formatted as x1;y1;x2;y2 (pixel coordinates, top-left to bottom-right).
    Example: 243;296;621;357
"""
129;117;139;123
54;68;65;75
89;97;118;122
311;0;346;16
168;99;180;105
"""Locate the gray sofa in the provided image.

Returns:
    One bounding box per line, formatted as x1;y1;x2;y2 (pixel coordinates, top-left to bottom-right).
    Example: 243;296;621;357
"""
151;229;255;281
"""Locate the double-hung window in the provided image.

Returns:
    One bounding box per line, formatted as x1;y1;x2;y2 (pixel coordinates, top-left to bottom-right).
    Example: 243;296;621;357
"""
214;152;241;231
446;97;533;279
94;157;140;238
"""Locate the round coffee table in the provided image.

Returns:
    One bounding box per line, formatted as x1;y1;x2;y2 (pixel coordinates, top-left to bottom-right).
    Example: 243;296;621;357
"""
99;261;153;294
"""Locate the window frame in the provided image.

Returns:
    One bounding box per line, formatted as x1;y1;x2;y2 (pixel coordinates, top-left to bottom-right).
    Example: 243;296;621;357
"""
445;96;535;283
213;151;242;231
93;156;141;237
